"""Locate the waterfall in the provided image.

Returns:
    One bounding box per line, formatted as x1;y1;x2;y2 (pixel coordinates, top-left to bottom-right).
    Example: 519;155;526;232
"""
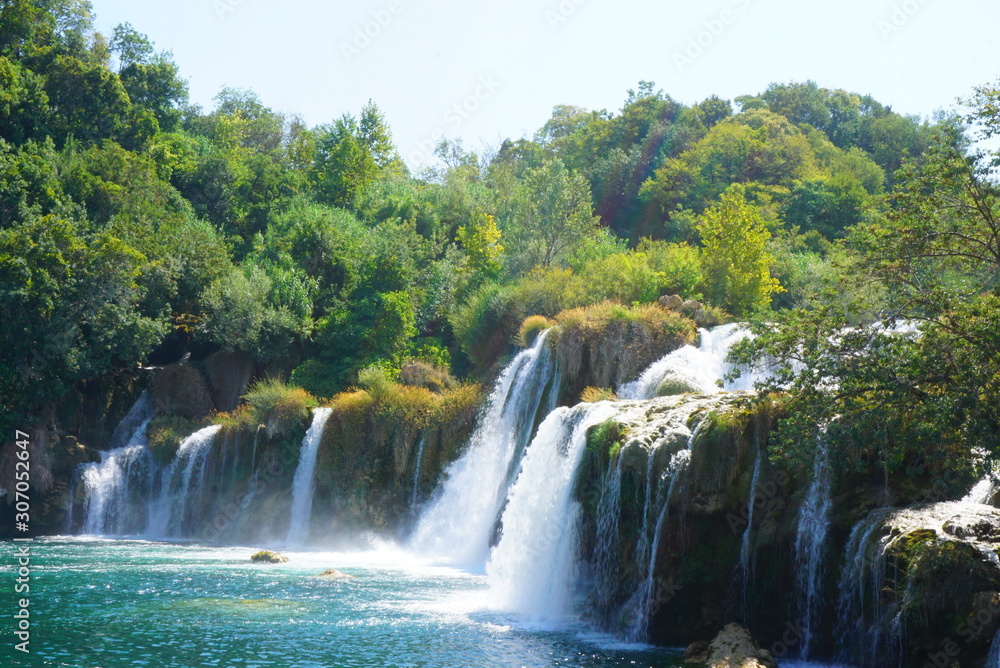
739;447;763;621
618;323;762;399
147;425;221;538
106;392;155;451
410;435;427;511
286;407;334;546
80;441;153;535
591;456;625;625
485;402;616;619
836;501;1000;665
794;431;833;659
965;461;998;505
75;393;154;535
410;329;557;566
626;447;692;642
835;509;891;666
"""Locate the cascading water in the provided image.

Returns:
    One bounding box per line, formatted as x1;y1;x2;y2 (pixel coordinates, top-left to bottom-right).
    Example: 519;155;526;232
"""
591;455;625;625
739;447;763;621
835;509;892;666
286;407;334;545
410;329;557;566
618;323;765;399
410;435;426;511
794;431;834;659
836;501;1000;666
147;425;222;538
485;402;617;619
74;393;155;535
626;446;692;642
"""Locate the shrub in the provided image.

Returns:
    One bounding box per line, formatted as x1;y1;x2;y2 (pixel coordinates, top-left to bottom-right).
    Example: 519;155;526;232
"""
356;364;396;399
398;361;455;393
580;386;618;403
242;378;317;426
147;416;204;465
638;239;703;297
518;315;556;348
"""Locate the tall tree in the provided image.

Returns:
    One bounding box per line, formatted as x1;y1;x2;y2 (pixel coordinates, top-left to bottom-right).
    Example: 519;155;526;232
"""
698;185;783;315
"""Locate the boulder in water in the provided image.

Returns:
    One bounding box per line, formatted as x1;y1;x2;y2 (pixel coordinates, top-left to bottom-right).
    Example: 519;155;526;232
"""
703;623;776;668
315;568;353;579
655;373;702;396
250;550;288;564
693;308;722;329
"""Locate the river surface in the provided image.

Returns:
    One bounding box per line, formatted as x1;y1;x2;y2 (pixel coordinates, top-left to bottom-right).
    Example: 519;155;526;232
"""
2;537;845;667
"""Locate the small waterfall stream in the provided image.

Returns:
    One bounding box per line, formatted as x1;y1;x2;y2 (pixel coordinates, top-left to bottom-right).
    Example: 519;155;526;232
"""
410;435;426;511
739;447;763;621
626;447;692;642
287;407;334;545
794;431;834;659
410;329;558;566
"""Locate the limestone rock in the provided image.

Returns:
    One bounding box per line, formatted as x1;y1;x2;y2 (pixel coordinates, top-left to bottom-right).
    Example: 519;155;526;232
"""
659;294;685;310
682;299;703;312
683;639;709;663
693;308;722;329
150;362;214;419
704;623;776;668
250;550;288;564
315;568;354;579
655;373;703;396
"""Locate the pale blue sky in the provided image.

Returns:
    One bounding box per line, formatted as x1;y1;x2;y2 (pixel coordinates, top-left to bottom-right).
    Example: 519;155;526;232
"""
91;0;1000;168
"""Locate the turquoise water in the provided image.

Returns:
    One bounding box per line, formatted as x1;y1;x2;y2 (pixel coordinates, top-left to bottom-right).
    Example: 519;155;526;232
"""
3;538;846;668
4;537;686;668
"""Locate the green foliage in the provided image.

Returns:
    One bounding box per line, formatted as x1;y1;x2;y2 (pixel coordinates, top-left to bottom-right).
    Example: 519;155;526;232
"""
698;185;784;315
733;111;1000;485
241;377;317;424
0;214;168;428
456;212;503;280
518;315;556;348
311;101;403;209
501;158;601;273
198;262;313;362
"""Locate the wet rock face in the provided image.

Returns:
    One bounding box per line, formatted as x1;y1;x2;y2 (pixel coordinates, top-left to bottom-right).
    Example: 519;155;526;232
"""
250;550;288;563
841;502;1000;667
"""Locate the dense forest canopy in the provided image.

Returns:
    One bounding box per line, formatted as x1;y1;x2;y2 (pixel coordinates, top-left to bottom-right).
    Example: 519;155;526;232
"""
3;0;998;490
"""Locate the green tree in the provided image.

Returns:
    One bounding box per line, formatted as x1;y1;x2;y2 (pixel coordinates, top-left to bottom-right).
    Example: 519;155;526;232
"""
311;101;402;209
697;185;783;314
502;158;601;273
456;213;503;279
